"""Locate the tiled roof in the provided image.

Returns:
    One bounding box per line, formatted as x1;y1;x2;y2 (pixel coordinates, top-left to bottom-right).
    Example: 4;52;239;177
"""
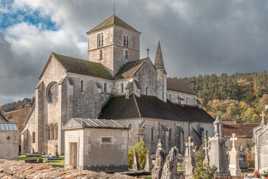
167;78;195;95
53;53;113;80
64;118;129;130
223;123;258;138
115;58;148;79
88;15;139;34
99;95;214;123
0;110;17;131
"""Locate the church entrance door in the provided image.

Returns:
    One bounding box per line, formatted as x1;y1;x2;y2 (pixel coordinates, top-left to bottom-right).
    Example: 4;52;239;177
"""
69;142;78;169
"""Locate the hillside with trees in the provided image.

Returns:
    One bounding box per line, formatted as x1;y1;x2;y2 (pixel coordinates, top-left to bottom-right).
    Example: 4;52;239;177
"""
183;71;268;123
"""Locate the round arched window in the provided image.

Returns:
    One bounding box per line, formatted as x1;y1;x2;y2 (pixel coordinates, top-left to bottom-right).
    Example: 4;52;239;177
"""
46;82;58;103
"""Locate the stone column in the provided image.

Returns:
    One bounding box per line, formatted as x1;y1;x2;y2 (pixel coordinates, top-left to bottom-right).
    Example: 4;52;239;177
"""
229;133;241;176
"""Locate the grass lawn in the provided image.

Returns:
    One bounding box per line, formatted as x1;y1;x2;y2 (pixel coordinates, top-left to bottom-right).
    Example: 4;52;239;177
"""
18;155;64;168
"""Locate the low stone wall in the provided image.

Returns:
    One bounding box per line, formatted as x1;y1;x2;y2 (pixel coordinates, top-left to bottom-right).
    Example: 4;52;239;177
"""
0;160;140;179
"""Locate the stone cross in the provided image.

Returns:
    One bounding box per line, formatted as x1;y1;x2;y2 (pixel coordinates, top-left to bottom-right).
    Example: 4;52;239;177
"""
184;136;194;179
230;133;238;149
229;133;241;176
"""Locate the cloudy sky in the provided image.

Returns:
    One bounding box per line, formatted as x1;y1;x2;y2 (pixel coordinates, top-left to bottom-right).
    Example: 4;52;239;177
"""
0;0;268;103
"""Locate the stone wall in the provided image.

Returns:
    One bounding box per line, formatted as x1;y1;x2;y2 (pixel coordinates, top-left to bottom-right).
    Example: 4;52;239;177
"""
64;128;129;171
167;90;197;106
0;131;19;159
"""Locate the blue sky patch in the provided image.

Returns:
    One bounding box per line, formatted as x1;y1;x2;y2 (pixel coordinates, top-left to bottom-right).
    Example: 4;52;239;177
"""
0;0;58;31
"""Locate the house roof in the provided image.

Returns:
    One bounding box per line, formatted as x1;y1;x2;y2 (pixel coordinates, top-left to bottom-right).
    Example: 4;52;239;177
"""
88;15;140;34
53;53;113;80
0;110;8;123
64;118;129;130
99;95;214;123
0;110;17;131
223;123;258;138
115;58;148;79
167;78;195;95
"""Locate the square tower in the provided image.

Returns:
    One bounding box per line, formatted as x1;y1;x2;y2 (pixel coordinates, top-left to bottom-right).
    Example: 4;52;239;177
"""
87;15;140;76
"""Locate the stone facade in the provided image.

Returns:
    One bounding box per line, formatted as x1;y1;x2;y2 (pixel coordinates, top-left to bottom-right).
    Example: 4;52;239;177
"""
64;119;129;171
21;15;214;157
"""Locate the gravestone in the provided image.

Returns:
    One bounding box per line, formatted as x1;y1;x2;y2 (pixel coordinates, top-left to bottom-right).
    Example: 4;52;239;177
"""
184;136;194;179
132;150;138;170
254;111;268;173
152;139;165;179
203;133;210;166
229;133;241;176
144;151;152;172
208;117;230;176
161;147;178;179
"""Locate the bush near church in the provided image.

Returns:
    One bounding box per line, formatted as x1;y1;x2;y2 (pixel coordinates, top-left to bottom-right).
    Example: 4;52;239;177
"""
128;140;148;170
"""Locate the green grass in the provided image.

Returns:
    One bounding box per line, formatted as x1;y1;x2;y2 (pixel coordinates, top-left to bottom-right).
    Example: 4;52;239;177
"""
17;155;64;168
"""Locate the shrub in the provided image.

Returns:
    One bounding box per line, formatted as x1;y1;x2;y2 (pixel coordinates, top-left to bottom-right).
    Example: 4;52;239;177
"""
128;140;148;169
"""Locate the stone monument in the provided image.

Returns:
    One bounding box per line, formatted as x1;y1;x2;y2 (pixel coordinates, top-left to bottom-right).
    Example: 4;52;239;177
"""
254;110;268;173
161;147;178;179
228;133;241;176
208;116;230;176
152;139;165;179
132;150;138;170
144;151;152;172
184;136;194;179
203;133;210;166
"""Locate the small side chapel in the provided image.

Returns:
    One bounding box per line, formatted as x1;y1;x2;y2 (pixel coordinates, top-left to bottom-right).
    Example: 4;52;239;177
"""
21;15;215;157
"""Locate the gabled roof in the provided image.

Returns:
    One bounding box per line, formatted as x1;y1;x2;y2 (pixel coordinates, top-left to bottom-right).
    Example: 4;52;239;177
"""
167;78;195;95
88;15;140;34
64;118;129;130
115;58;148;79
0;110;17;131
40;53;113;80
99;95;214;123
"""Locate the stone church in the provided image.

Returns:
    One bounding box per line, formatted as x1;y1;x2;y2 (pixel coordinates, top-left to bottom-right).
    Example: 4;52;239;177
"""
21;15;214;155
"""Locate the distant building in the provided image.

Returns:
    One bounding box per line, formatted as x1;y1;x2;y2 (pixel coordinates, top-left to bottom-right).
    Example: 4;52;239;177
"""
64;118;129;171
0;110;18;159
21;15;214;156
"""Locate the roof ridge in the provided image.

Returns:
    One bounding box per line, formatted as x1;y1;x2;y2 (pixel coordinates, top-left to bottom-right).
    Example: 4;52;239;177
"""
132;95;142;119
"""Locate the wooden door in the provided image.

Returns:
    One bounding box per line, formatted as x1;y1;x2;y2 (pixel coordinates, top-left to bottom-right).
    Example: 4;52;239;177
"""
69;142;78;169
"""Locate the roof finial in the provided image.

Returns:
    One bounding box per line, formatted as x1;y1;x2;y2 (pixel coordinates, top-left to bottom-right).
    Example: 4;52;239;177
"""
113;0;116;15
146;48;150;58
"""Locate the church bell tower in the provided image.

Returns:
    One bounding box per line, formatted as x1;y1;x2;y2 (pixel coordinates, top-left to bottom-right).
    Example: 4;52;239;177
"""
87;15;140;76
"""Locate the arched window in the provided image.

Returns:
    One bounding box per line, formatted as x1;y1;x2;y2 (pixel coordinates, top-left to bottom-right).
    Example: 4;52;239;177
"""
47;125;50;140
46;82;58;103
80;80;84;92
99;49;103;60
32;132;36;143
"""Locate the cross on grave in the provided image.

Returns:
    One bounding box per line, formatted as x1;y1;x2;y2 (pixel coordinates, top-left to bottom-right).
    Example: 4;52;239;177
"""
185;136;194;155
230;133;238;147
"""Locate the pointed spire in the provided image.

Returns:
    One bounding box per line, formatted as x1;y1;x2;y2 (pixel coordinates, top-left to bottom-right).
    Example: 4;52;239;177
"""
155;41;166;74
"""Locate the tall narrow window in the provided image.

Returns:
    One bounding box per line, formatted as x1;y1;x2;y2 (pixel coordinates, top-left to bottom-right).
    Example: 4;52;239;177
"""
32;132;36;143
124;50;128;59
104;83;107;93
81;80;84;92
146;87;148;95
123;35;128;47
99;49;103;60
97;33;104;48
151;127;154;142
121;83;124;93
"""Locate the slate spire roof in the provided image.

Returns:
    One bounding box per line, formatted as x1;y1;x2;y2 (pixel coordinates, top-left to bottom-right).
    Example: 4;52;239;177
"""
155;41;166;74
88;15;140;34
